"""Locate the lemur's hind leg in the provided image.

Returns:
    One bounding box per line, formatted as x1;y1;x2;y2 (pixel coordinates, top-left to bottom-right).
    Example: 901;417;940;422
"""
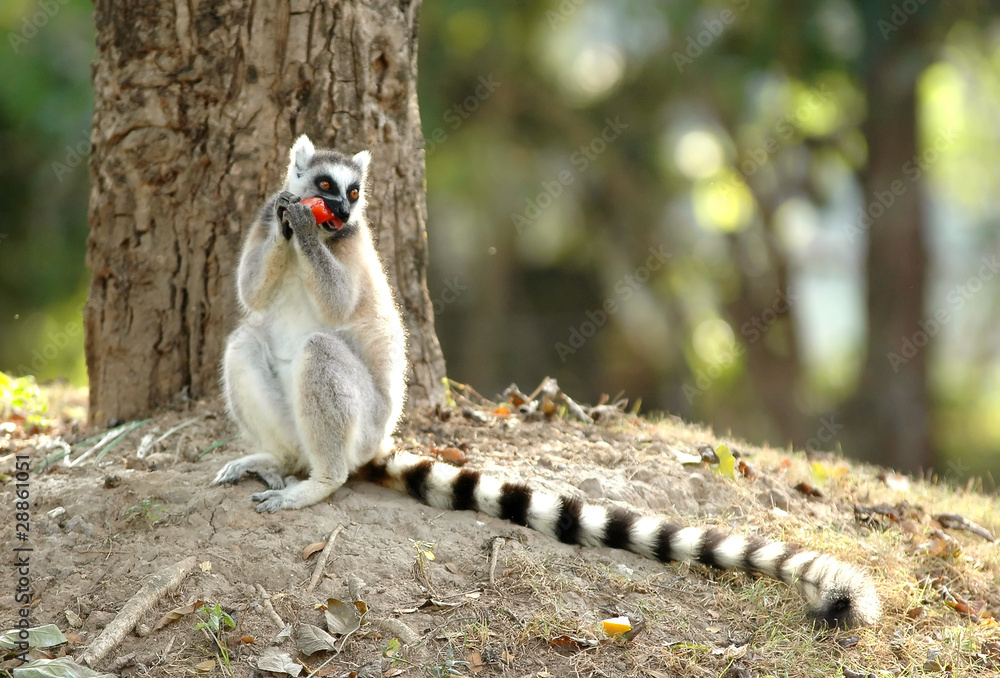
251;331;390;513
214;325;299;491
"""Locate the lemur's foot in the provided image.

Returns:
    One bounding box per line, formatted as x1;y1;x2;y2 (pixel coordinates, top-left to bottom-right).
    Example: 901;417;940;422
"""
250;478;339;513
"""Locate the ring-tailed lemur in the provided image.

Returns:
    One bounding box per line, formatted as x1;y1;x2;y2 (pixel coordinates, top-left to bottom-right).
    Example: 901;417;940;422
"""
214;136;881;628
214;135;407;512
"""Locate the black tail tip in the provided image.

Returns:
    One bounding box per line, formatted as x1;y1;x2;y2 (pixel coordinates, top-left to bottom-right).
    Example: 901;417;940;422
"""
813;595;856;628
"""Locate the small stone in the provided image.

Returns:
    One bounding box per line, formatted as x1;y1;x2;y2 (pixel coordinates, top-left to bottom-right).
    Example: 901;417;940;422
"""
64;610;83;628
86;610;116;630
758;489;790;511
66;515;94;535
47;506;68;527
687;472;709;500
580;477;604;499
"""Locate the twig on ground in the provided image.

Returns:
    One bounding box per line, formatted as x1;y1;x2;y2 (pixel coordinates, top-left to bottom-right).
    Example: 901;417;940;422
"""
935;513;997;542
447;379;494;407
106;652;136;672
153;416;202;446
82;556;197;667
135;433;155;459
559;390;594;424
369;617;420;645
488;537;504;586
307;525;344;591
255;584;287;631
68;426;124;467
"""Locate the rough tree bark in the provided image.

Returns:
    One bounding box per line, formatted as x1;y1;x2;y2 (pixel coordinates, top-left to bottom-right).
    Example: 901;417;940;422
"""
85;0;445;426
841;7;932;474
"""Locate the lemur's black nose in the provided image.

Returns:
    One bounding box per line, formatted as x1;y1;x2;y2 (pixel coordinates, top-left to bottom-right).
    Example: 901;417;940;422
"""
323;198;350;222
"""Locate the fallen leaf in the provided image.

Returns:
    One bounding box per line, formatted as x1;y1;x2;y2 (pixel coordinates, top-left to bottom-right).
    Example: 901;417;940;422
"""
467;651;485;673
256;651;302;677
194;659;216;672
153;600;203;631
3;656;110;677
549;635;598;652
810;461;829;484
324;598;362;635
793;482;824;498
417;598;461;611
383;638;401;658
671;447;704;466
302;542;327;560
0;624;67;650
621;618;647;642
295;623;339;656
431;446;468;465
697;445;719;464
713;445;736;479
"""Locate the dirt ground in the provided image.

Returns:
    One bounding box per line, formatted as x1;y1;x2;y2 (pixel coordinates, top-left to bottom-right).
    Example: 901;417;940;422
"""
2;388;999;677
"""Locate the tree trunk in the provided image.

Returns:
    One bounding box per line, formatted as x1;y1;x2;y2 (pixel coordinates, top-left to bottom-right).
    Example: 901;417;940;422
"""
841;8;932;474
85;0;445;426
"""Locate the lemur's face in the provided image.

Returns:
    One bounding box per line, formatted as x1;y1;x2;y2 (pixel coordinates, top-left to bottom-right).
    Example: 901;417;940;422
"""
285;135;371;235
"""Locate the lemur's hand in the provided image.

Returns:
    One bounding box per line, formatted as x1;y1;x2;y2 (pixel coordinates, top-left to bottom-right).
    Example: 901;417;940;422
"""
276;191;314;240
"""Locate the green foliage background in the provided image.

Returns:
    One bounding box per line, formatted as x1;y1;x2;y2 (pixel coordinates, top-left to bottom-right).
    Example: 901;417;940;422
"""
1;0;999;480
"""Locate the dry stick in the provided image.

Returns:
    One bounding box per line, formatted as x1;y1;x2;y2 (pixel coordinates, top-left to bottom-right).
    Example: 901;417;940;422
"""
82;556;197;667
558;391;594;424
488;537;503;586
254;584;286;631
307;525;344;592
368;617;420;646
153;415;202;446
67;426;123;467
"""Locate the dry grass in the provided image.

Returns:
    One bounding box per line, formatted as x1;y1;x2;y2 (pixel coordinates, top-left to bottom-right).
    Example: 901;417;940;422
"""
1;383;998;677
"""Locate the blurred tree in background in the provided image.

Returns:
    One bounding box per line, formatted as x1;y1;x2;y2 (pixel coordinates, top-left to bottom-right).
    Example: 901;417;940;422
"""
0;0;92;384
2;0;999;482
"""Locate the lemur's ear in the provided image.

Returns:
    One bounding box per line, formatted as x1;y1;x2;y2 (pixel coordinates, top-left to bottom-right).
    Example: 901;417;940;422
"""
287;135;315;181
352;150;371;176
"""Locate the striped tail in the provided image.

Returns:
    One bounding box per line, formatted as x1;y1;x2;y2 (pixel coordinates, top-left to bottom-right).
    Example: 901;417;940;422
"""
363;451;881;627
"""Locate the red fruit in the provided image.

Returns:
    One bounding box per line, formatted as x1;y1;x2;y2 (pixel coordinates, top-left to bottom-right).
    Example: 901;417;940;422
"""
300;197;342;229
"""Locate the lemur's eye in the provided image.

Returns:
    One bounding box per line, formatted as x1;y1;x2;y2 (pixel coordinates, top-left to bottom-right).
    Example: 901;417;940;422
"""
349;188;360;201
319;179;331;191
